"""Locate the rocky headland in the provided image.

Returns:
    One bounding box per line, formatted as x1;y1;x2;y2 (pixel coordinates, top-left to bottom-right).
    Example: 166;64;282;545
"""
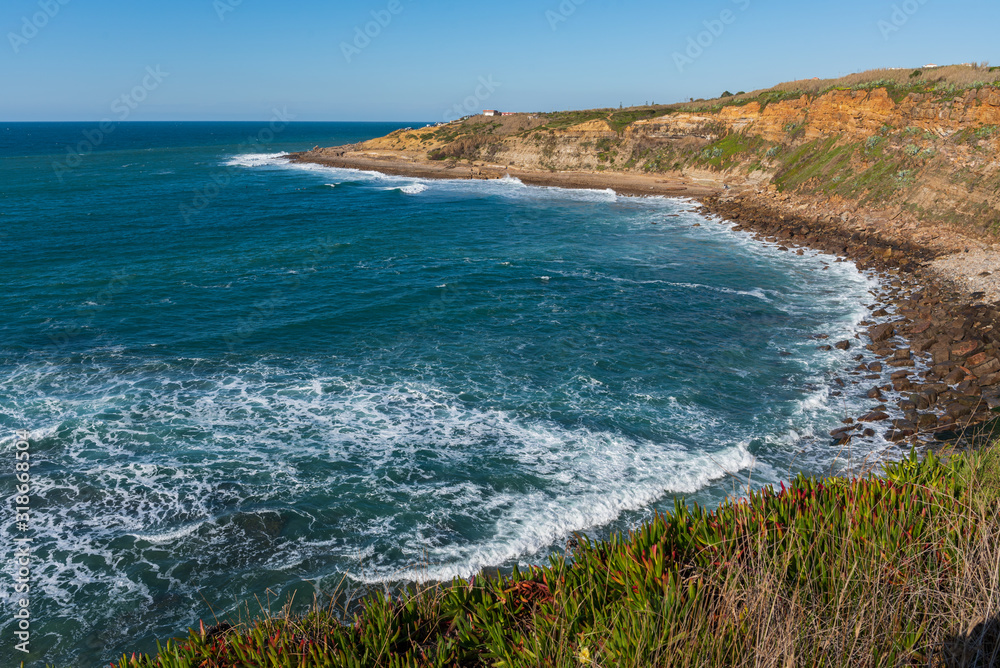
292;65;1000;452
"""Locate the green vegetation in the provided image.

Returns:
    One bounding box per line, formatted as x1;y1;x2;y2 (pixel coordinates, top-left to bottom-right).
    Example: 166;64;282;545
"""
694;132;766;170
115;446;1000;668
773;137;856;194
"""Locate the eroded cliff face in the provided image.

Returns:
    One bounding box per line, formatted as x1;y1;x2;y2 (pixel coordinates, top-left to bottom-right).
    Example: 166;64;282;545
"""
308;86;1000;235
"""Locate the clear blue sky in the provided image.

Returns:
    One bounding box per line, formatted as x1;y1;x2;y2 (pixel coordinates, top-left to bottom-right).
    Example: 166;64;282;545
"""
2;0;997;122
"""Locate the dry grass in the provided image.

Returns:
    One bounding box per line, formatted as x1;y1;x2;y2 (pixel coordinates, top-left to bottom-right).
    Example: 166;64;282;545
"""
669;63;1000;112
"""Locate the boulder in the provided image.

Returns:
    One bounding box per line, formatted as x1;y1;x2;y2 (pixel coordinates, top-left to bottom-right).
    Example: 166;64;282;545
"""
951;340;981;358
979;372;1000;387
971;358;1000;378
867;323;895;343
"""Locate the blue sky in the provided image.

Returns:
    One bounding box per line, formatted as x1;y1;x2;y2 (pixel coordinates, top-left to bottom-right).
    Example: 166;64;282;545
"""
2;0;997;121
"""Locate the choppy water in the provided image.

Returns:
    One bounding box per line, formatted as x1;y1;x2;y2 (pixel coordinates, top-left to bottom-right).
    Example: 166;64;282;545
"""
0;122;895;666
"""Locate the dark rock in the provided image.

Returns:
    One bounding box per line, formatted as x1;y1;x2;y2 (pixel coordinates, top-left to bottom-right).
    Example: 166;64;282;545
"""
944;369;967;385
917;413;938;428
835;340;851;350
867;387;884;400
867;322;895;343
830;426;856;439
930;344;951;365
945;403;971;418
972;358;1000;378
859;411;890;423
952;340;981;358
967;351;989;368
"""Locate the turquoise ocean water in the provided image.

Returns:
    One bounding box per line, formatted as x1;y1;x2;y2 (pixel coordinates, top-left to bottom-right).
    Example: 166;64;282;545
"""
0;122;895;666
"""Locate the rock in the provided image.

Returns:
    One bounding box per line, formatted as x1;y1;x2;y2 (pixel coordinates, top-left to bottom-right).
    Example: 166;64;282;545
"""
868;362;883;372
893;378;914;392
967;352;989;367
930;344;951;365
980;372;1000;387
932;363;955;377
911;320;932;335
945;403;971;418
818;345;832;351
918;413;938;428
951;340;981;358
971;358;1000;378
885;429;914;443
830;426;856;439
944;369;967;385
867;387;884;400
835;340;851;350
893;348;911;360
859;411;890;423
888;360;916;368
867;323;895;343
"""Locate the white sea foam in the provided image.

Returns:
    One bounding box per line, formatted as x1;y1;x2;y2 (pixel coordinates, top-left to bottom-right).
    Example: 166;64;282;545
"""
380;183;428;195
223;152;290;168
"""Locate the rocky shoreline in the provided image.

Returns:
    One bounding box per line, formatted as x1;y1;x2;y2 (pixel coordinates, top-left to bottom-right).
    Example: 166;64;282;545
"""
700;191;1000;452
292;148;1000;453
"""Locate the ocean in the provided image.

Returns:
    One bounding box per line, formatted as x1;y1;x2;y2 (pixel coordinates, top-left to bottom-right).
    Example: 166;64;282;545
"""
0;122;896;666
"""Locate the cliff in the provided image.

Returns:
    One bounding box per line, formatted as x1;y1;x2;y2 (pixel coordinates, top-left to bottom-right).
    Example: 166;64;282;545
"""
296;67;1000;241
